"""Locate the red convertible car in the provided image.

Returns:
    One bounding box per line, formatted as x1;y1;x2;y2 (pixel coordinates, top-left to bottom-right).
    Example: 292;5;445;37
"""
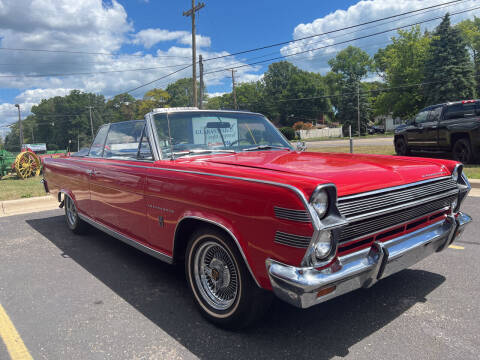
43;108;472;328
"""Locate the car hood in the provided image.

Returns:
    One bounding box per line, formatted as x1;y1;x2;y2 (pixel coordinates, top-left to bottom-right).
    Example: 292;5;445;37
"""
199;150;453;196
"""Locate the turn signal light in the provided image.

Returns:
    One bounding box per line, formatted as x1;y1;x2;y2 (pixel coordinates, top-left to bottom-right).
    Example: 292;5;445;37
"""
317;286;336;298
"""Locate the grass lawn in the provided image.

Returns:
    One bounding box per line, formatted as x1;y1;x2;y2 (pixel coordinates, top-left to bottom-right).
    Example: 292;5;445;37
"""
310;145;480;179
0;175;46;201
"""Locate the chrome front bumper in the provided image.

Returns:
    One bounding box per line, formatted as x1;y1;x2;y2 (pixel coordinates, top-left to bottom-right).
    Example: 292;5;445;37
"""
266;212;472;309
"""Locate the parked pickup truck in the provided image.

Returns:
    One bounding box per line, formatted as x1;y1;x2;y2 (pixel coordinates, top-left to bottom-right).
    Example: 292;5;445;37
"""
43;108;472;329
394;99;480;163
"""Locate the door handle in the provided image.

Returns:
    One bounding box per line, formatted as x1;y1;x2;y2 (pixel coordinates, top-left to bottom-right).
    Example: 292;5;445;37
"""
86;169;93;176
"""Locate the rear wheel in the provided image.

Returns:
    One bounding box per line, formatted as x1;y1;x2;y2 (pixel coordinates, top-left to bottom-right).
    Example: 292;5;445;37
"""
395;137;410;156
185;227;271;329
64;195;88;234
452;138;473;164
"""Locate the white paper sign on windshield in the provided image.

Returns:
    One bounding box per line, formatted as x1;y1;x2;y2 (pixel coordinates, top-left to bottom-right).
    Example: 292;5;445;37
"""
192;117;238;147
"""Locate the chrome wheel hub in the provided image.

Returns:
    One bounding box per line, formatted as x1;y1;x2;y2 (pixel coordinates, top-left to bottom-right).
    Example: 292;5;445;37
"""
193;241;238;310
66;197;77;226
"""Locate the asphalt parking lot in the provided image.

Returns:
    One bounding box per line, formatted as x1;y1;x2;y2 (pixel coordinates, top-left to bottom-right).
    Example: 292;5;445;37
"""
0;197;479;360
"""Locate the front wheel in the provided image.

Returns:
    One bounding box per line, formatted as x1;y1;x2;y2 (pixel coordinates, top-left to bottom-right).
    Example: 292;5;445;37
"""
185;227;271;329
395;137;410;156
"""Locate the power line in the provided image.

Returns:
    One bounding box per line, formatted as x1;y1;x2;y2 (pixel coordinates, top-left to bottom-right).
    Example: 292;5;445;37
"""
110;2;479;98
0;62;193;78
202;5;480;77
0;47;190;58
202;0;467;63
116;63;192;95
228;0;473;65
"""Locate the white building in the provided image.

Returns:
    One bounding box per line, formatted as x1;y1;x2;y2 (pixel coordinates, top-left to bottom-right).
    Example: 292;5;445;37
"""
374;114;403;131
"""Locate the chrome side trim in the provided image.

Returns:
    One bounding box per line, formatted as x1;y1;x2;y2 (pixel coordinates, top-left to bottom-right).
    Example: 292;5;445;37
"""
173;216;261;287
65;158;320;228
274;231;311;248
338;176;452;201
274;207;310;222
78;213;173;264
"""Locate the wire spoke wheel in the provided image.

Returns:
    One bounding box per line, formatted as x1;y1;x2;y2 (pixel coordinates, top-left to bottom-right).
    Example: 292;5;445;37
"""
193;241;239;310
14;151;41;179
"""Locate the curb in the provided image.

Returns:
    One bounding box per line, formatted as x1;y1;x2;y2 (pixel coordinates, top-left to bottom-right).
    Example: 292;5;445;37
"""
0;195;58;217
469;179;480;189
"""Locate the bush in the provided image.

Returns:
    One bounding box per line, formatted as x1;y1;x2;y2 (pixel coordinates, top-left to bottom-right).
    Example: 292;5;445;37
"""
279;127;296;140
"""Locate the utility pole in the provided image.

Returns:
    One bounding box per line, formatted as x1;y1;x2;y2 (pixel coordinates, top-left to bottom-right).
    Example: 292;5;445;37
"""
231;69;238;110
199;54;204;109
357;82;361;138
183;0;205;108
14;104;24;148
87;106;94;140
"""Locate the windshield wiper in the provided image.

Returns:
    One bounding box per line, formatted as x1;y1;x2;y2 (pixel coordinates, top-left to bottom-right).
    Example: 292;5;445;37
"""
172;149;236;158
243;145;291;152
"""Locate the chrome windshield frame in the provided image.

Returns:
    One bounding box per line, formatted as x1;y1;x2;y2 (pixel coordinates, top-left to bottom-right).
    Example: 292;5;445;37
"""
147;109;293;160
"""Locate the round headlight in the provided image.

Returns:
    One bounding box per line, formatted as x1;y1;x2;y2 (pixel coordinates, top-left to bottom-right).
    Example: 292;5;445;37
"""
311;189;329;219
313;231;333;261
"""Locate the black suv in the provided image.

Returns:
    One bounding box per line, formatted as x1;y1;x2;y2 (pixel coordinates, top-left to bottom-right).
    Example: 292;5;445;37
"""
394;100;480;163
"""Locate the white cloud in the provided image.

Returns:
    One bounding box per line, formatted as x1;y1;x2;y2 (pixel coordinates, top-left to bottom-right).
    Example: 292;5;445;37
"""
15;88;74;104
0;88;74;127
178;34;211;48
207;92;227;98
132;29;189;48
280;0;478;73
0;0;258;103
131;28;211;49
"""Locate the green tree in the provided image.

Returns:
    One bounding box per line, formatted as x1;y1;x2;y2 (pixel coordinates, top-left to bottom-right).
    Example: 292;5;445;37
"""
165;78;204;108
105;93;139;123
373;26;431;118
424;14;475;104
456;17;480;96
137;88;170;117
261;61;331;125
328;46;372;134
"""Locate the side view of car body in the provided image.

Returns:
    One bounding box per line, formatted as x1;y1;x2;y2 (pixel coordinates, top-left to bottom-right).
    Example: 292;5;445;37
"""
394;99;480;163
43;108;472;329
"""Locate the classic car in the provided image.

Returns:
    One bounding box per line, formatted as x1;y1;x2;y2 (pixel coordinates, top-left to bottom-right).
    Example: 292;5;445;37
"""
43;108;472;329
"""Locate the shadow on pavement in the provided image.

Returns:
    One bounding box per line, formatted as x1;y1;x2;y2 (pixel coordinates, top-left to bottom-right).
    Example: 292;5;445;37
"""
27;215;446;360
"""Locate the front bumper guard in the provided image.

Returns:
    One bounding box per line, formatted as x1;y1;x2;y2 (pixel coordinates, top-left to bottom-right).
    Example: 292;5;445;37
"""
266;212;472;309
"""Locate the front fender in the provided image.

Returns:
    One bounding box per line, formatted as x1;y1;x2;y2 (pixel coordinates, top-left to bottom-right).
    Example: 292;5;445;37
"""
174;210;263;288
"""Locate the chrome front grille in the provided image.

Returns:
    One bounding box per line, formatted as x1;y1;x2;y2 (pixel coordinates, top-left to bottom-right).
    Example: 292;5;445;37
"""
338;196;455;242
337;177;457;218
274;231;311;248
274;206;310;222
337;177;458;244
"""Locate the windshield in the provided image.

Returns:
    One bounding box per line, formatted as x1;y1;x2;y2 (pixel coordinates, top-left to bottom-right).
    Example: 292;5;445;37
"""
153;111;292;158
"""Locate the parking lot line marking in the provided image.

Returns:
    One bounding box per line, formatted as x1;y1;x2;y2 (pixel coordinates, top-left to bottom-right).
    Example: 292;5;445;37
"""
449;245;465;250
0;304;33;360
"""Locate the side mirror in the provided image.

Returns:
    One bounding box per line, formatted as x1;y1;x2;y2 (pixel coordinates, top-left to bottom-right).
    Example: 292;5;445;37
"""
296;141;306;152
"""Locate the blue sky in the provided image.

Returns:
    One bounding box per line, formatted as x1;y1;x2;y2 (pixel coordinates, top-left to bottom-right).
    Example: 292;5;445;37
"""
0;0;478;131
